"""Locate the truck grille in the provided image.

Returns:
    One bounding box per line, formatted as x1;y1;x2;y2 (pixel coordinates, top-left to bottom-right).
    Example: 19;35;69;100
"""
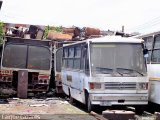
105;82;136;90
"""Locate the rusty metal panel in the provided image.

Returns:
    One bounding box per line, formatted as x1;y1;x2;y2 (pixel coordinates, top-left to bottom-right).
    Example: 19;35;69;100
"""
17;70;28;98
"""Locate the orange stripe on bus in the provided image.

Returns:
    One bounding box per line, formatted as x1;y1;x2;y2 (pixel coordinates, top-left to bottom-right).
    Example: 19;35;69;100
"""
149;77;160;81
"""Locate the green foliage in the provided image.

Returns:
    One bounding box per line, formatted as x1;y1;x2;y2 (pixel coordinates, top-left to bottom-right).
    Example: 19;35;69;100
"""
53;26;63;32
44;25;63;38
44;25;50;38
0;21;4;44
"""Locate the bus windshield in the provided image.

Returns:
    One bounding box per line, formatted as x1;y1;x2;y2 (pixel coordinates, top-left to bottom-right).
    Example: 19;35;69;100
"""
2;44;51;70
90;43;147;77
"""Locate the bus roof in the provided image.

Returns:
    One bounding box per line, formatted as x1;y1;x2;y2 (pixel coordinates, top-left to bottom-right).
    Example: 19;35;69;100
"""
86;36;143;43
63;36;143;47
4;36;51;42
4;36;51;47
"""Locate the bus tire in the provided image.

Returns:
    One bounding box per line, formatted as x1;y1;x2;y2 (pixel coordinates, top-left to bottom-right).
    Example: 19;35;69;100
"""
69;89;74;104
135;105;145;115
87;96;93;112
69;95;74;104
85;91;93;112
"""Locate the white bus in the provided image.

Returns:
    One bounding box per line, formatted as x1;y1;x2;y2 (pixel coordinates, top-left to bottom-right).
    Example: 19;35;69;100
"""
136;31;160;105
61;36;149;112
54;41;75;94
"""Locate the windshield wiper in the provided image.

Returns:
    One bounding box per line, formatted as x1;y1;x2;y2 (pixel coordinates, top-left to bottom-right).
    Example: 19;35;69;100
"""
115;70;124;76
95;67;123;76
116;68;144;76
96;67;113;74
133;69;144;76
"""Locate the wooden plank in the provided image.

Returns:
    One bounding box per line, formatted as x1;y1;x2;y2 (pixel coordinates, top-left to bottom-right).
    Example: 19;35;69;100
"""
47;31;72;40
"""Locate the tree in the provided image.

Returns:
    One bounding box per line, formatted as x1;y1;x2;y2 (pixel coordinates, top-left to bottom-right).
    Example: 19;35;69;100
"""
0;21;4;44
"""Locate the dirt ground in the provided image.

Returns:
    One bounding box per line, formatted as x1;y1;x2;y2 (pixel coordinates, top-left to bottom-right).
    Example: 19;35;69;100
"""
0;98;97;120
0;98;156;120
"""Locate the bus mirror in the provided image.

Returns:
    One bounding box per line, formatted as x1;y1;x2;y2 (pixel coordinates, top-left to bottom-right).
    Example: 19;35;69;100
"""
143;49;148;58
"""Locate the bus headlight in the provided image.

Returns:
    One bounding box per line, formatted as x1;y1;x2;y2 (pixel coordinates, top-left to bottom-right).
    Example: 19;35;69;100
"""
89;82;101;89
137;83;148;90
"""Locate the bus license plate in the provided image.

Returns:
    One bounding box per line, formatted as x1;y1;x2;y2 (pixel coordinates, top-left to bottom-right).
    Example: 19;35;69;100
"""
100;101;111;106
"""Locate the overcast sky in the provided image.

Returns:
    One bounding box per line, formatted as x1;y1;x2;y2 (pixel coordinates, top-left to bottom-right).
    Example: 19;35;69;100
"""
1;0;160;33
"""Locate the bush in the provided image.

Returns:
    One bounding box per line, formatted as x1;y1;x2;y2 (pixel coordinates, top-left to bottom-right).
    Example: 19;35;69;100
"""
44;25;63;38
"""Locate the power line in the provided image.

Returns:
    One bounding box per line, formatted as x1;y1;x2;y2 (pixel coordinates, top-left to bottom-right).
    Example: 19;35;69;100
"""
133;20;160;31
127;16;160;31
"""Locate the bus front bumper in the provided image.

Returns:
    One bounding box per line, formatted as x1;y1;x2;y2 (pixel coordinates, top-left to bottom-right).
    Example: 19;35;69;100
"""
90;93;148;106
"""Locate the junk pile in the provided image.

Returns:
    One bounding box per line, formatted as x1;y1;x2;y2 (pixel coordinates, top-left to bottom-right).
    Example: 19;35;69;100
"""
4;23;133;41
4;24;45;39
45;26;133;41
47;27;102;41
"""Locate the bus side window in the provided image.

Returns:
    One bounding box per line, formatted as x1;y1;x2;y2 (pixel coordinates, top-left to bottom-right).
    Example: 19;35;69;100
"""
69;47;74;58
68;47;74;69
144;36;153;50
62;59;68;68
80;46;85;70
74;46;81;69
152;35;160;63
56;48;63;72
62;48;68;68
68;59;73;69
143;36;153;63
63;48;68;58
83;45;89;75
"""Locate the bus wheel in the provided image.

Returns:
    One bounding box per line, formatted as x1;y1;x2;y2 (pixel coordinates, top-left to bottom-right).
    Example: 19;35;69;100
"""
69;95;74;104
135;105;145;115
69;89;74;104
87;95;94;112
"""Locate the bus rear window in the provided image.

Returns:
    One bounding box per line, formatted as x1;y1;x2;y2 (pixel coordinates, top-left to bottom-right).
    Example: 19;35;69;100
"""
2;44;51;70
27;46;50;70
2;44;27;68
